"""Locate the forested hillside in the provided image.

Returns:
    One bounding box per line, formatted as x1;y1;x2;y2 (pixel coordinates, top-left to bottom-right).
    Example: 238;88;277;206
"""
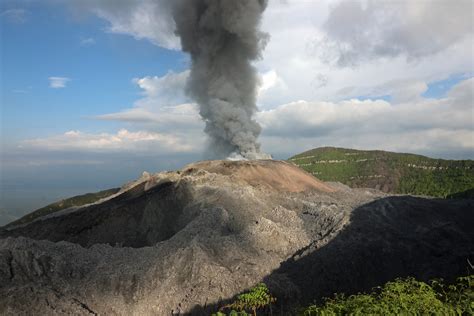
289;147;474;198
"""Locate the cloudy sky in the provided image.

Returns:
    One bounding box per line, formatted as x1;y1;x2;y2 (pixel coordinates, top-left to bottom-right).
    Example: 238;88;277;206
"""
1;0;473;215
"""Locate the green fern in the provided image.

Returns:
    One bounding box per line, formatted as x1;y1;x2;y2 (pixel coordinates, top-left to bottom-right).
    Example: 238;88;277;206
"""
216;283;276;316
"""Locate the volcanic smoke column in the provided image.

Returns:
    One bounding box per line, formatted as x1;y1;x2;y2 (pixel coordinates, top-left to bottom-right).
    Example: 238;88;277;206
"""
172;0;271;159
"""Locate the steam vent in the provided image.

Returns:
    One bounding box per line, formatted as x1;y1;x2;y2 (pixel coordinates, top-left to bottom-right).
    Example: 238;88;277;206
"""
1;160;473;314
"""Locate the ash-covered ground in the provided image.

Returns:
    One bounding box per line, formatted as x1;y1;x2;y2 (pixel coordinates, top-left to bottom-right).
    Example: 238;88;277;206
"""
0;160;473;315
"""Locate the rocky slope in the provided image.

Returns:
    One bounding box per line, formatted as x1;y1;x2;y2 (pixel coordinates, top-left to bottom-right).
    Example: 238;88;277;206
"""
0;159;473;315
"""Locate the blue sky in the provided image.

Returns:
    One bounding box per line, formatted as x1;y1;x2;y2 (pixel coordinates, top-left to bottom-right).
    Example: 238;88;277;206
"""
423;74;473;99
2;2;187;142
1;0;473;217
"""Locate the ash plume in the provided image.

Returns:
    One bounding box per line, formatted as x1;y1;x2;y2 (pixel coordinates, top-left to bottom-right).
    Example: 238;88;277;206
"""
172;0;271;160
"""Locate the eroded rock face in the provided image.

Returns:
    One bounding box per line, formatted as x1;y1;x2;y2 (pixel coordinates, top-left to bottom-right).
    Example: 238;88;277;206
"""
0;160;473;315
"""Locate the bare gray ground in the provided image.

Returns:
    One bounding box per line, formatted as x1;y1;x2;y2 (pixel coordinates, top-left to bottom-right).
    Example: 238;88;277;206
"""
0;160;472;315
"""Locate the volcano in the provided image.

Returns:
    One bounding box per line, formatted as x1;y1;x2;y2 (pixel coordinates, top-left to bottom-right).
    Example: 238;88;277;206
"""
0;160;473;315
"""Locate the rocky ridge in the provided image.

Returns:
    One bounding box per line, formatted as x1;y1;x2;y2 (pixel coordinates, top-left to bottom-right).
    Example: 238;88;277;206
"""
0;159;472;315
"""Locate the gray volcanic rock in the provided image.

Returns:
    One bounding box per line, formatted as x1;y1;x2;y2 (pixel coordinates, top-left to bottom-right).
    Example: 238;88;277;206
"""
0;160;473;315
264;196;474;306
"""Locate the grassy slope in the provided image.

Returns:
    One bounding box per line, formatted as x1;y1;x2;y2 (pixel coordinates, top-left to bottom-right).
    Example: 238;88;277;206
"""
300;275;473;315
289;147;474;198
213;275;473;315
5;188;120;228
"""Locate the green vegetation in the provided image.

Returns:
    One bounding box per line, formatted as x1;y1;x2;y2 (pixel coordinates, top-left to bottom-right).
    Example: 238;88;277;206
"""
6;188;120;227
213;283;276;316
213;276;473;315
301;275;473;315
289;147;474;198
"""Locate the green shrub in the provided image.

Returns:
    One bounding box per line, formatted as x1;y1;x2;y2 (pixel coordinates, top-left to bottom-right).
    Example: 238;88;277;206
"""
214;283;276;316
301;275;473;315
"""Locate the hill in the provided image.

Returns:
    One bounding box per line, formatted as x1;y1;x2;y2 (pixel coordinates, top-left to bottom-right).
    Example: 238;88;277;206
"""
4;188;120;228
1;159;472;315
289;147;474;198
0;209;18;227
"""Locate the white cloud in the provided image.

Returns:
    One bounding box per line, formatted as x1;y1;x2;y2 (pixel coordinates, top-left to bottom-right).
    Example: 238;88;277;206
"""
48;77;70;89
133;70;189;103
77;0;179;50
258;78;474;157
80;37;95;46
255;0;474;105
22;129;201;153
94;70;203;133
259;70;279;93
96;103;202;129
257;70;288;107
448;76;474;105
319;0;473;66
1;8;28;23
361;79;429;104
